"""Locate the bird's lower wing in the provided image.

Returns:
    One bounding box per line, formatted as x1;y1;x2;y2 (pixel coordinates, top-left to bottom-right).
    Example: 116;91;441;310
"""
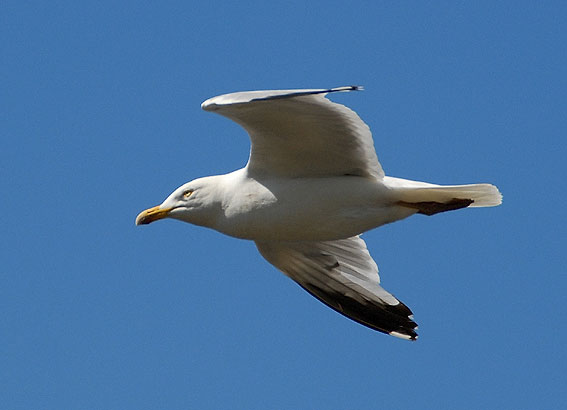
255;236;418;340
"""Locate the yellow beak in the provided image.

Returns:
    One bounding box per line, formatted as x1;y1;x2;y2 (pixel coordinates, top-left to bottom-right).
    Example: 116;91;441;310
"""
135;205;173;225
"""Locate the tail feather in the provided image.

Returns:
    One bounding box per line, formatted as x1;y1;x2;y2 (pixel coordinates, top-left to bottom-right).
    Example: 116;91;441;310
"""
404;184;502;207
386;177;502;208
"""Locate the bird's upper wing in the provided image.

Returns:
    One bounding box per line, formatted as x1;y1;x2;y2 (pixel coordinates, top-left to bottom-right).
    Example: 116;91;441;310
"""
201;86;384;178
255;236;417;340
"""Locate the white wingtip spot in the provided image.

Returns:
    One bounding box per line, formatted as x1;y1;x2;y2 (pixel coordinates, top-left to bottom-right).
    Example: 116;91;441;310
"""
389;331;418;341
330;85;364;93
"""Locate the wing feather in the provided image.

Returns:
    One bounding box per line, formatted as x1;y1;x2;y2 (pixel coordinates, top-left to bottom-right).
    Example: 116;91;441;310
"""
202;87;384;178
256;236;418;340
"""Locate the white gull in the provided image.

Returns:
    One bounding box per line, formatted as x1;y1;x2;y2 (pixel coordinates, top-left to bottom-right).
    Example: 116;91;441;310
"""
136;86;502;340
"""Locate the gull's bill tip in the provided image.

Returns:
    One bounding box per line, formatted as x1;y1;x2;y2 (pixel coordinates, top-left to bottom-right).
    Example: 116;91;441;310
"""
135;206;172;225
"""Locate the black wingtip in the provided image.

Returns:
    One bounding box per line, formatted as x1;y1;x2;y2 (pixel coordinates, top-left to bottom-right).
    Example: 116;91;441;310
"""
298;283;418;341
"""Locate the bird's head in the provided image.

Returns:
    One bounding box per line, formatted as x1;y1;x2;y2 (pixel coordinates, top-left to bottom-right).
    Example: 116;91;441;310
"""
135;176;222;227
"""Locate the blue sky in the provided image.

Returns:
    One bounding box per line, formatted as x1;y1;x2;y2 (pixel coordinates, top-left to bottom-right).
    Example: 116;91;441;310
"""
2;1;566;409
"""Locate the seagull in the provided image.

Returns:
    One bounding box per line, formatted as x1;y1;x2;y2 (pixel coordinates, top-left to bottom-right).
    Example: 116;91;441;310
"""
136;86;501;340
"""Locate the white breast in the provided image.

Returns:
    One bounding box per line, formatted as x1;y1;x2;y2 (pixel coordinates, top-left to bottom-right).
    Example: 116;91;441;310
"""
213;172;413;241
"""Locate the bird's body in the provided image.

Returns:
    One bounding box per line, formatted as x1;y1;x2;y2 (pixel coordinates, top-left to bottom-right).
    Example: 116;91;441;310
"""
168;170;413;241
137;86;502;340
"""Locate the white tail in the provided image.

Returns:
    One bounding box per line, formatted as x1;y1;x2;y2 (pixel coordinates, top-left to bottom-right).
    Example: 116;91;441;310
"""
385;177;502;208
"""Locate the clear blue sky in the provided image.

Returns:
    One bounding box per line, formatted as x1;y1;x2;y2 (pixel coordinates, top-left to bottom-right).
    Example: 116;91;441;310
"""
2;1;566;409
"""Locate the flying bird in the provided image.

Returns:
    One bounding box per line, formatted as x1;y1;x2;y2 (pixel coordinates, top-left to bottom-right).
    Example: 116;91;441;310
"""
136;86;502;340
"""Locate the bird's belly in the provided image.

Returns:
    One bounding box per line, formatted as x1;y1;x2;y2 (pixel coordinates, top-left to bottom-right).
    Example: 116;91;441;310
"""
216;177;415;241
255;209;397;241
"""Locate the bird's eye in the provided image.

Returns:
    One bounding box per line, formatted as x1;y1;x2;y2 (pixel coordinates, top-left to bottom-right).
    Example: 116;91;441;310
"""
183;189;193;198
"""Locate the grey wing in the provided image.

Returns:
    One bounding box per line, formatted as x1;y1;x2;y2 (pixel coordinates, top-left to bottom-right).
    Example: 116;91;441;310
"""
255;236;417;340
201;86;384;178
